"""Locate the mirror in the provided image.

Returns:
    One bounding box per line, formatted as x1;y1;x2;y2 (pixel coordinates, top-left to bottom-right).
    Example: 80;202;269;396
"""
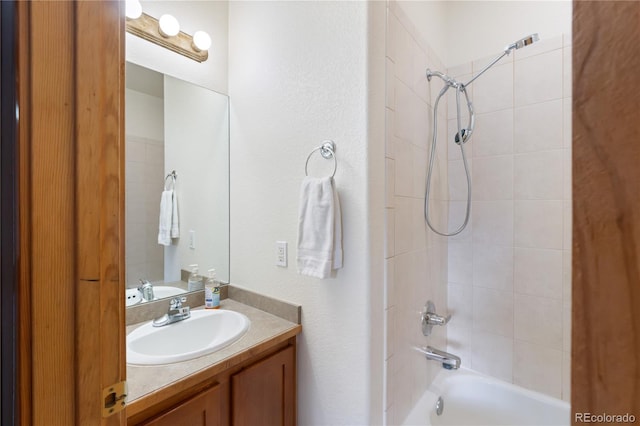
125;62;229;307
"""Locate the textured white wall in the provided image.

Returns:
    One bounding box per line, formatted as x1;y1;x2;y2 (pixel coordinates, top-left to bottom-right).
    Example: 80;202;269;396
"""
397;1;571;68
444;1;571;67
126;0;229;94
228;2;385;424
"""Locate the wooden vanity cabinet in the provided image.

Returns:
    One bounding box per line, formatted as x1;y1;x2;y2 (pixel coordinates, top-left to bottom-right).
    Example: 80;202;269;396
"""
129;340;297;426
231;345;295;426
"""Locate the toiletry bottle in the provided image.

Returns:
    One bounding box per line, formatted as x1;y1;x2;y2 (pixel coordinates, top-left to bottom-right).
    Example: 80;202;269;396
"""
205;269;220;309
187;264;204;291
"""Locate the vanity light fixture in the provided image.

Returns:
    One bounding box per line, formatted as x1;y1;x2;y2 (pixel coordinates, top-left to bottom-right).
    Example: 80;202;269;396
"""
125;0;142;20
125;3;210;63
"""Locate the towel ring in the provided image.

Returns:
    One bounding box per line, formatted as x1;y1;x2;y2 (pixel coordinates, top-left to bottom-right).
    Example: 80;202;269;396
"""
164;170;177;190
305;140;337;178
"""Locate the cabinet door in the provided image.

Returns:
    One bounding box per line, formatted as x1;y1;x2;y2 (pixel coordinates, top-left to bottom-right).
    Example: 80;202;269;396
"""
231;346;295;426
141;384;222;426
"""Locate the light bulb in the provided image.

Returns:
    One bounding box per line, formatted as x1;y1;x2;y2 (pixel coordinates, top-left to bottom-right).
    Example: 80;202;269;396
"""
192;31;212;52
125;0;142;20
158;14;180;37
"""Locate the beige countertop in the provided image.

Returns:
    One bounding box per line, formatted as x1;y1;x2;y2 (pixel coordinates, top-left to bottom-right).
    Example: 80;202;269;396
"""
126;298;301;403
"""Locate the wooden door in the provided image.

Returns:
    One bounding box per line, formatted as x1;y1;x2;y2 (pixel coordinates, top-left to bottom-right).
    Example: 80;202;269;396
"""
231;346;296;426
572;1;640;422
17;1;126;424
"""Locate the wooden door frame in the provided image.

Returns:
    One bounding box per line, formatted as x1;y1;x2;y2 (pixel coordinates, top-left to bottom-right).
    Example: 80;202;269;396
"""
17;1;126;424
572;1;640;423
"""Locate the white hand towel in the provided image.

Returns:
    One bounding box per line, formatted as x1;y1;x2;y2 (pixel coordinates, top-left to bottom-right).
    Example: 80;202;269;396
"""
158;189;174;246
170;190;180;238
297;176;343;279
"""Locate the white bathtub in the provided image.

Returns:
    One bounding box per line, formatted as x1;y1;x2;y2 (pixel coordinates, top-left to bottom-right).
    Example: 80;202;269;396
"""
402;368;570;426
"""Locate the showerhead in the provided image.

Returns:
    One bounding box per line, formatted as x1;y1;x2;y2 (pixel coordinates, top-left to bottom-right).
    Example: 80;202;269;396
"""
505;34;540;52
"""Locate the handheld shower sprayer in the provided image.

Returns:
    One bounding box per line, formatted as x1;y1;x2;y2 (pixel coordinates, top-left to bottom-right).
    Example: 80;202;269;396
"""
424;34;540;237
505;33;540;53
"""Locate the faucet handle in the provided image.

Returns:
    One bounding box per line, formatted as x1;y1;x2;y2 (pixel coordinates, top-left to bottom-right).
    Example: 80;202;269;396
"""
421;300;451;336
169;297;186;309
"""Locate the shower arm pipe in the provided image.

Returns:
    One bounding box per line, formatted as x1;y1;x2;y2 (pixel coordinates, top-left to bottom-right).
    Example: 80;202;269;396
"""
463;50;510;87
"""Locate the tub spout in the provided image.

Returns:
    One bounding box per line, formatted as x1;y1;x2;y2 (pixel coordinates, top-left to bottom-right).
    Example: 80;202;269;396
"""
417;346;461;370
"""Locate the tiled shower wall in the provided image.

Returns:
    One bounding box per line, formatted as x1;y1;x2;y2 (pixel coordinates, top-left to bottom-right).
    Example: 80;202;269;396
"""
125;134;165;287
445;35;572;401
384;2;449;424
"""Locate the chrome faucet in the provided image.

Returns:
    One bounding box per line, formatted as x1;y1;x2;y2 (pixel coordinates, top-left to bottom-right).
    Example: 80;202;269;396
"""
138;279;155;302
417;346;461;370
152;297;190;327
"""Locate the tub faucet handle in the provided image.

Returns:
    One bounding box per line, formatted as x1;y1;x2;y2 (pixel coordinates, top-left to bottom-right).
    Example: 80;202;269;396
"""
422;300;451;336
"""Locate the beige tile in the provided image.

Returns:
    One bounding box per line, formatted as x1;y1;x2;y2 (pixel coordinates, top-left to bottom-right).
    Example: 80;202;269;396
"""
126;138;146;162
449;159;472;201
386;158;395;208
385;257;396;309
472;201;514;246
413;147;428;199
562;351;571;402
514;99;563;153
514;248;563;299
563;300;571;353
447;324;472;367
146;143;164;165
472;109;514;158
473;51;512;72
563;200;572;250
514;151;563;200
448;201;472;242
473;287;514;337
473;62;513;114
448;242;473;285
386;306;397;360
394;81;419;146
515;294;563;349
448;282;472;328
563;250;572;301
563;97;572;148
386;57;396;110
473;244;514;291
386;109;395;159
413;45;429;104
473;156;514;201
394;139;414;197
448;62;472;78
385;208;396;259
563;148;572;201
471;330;514;382
563;46;572;99
515;50;563;107
515;200;563;249
514;340;562;398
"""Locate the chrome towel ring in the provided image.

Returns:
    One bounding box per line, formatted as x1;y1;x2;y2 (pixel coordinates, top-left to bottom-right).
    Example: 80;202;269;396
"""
164;170;177;190
305;140;337;178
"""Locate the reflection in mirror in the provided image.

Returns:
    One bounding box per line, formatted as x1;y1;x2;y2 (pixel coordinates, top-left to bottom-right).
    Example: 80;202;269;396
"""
125;62;229;307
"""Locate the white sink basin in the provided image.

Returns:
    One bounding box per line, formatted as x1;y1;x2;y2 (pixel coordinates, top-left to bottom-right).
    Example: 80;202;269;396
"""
127;309;250;365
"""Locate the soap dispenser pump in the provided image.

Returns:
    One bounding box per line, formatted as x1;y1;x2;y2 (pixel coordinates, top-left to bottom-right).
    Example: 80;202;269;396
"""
187;264;204;291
